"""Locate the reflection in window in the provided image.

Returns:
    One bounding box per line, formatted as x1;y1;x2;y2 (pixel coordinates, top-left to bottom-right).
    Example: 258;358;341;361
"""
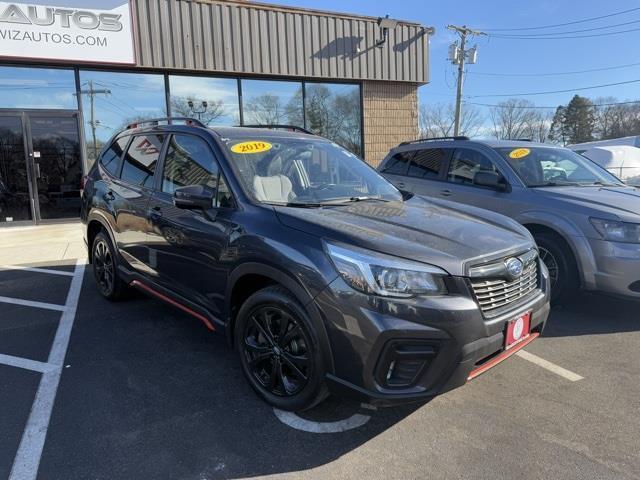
79;70;166;165
0;66;76;110
100;136;130;177
162;135;218;194
169;76;239;126
241;80;303;127
121;134;164;188
305;83;361;156
409;148;446;179
448;148;496;184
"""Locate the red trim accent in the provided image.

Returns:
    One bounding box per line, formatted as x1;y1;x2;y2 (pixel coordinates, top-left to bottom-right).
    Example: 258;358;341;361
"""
467;332;539;381
129;280;215;331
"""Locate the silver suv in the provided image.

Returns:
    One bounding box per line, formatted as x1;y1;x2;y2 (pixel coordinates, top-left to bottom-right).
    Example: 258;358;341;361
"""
378;137;640;302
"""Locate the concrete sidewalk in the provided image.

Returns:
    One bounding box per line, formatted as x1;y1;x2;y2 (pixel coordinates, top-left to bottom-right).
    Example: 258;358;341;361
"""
0;223;85;267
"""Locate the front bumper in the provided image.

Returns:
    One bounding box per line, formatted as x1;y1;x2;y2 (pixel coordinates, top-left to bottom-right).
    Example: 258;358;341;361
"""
587;237;640;299
315;266;551;405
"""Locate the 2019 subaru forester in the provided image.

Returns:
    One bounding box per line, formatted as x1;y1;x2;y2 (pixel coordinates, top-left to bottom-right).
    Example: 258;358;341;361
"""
82;118;550;411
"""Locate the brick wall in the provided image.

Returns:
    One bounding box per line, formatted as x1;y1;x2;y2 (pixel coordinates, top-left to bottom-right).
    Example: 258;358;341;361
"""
362;81;419;167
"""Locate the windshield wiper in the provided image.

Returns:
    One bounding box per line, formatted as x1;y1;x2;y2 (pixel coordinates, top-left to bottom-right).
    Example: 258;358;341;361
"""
579;181;622;187
328;196;391;204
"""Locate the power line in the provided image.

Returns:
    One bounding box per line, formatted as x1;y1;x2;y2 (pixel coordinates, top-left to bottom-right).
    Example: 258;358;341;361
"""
468;79;640;98
477;6;640;32
467;61;640;78
466;100;640;110
488;26;640;40
486;18;640;37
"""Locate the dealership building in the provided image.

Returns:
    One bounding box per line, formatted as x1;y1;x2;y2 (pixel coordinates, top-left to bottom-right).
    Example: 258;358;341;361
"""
0;0;431;225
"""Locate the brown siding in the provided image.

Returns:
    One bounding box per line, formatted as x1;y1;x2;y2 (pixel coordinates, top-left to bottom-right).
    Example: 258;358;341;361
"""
133;0;430;84
363;80;419;167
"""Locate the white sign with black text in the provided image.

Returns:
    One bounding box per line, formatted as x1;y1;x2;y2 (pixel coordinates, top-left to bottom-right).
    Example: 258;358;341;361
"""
0;1;134;64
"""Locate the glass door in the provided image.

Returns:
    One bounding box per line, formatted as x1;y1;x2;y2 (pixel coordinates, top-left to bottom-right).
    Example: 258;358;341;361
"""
0;115;32;223
27;113;83;221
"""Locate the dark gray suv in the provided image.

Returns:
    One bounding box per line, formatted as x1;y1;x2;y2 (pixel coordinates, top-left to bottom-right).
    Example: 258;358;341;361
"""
83;120;550;411
379;137;640;302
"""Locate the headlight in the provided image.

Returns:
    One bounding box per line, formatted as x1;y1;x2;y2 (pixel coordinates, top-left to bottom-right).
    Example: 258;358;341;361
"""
325;242;448;297
590;218;640;244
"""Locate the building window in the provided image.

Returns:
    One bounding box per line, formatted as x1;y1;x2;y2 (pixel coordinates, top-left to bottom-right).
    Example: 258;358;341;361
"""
305;83;362;156
169;76;239;126
241;79;303;127
78;70;166;165
0;66;76;110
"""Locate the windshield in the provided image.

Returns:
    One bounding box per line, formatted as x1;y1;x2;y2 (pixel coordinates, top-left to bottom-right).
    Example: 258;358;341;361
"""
496;146;624;187
221;136;403;205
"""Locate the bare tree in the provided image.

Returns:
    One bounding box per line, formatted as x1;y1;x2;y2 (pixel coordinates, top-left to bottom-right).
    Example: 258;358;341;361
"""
170;95;227;125
489;99;548;141
419;103;483;138
245;93;289;125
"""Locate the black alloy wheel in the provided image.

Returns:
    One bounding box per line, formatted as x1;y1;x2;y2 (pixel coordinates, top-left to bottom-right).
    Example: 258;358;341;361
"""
235;286;328;411
92;231;126;301
242;306;311;397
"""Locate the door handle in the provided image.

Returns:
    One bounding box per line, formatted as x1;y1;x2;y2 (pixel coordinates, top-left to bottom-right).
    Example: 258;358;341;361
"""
104;190;115;202
440;189;453;197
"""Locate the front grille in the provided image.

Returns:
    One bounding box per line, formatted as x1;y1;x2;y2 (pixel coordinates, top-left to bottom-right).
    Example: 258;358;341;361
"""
470;261;539;315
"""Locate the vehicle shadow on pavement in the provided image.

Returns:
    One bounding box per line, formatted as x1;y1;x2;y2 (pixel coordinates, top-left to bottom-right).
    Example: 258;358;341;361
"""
544;292;640;337
32;269;424;480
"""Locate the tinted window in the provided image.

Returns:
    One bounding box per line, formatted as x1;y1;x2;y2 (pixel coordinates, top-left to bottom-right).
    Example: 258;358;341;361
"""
120;134;164;188
448;148;497;185
99;136;129;177
216;175;234;208
162;134;218;194
408;148;446;179
382;151;413;175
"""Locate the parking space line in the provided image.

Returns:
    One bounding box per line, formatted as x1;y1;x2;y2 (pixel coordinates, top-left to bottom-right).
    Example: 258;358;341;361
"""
516;350;584;382
0;296;66;312
9;259;85;480
0;265;75;277
0;353;57;374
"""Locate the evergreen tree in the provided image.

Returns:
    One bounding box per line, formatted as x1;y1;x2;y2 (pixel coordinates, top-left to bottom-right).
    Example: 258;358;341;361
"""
563;95;595;144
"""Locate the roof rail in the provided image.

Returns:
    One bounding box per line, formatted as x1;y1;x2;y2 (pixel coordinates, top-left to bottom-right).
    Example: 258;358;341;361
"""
400;136;470;146
241;124;315;135
126;117;206;130
399;136;470;146
514;138;532;142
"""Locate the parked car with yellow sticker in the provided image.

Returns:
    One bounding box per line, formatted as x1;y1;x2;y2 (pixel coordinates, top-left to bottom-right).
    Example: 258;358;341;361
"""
379;138;640;302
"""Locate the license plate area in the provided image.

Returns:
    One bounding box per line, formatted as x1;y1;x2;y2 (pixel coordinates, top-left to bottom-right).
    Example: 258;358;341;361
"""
505;311;531;350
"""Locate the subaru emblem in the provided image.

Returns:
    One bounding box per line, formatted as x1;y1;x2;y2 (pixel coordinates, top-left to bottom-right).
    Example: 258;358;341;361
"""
505;257;524;278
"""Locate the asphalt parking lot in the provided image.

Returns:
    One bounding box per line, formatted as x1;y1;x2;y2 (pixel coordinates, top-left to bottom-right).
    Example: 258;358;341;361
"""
1;226;639;480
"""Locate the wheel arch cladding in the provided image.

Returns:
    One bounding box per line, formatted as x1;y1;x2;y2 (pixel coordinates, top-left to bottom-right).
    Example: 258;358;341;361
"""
86;216;113;263
226;262;335;374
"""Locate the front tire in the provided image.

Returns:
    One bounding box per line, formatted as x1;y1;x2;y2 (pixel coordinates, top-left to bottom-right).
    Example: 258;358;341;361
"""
92;230;127;301
235;286;329;411
534;232;578;304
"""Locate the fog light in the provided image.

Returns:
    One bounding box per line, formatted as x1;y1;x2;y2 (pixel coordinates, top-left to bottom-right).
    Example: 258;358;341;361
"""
376;341;437;388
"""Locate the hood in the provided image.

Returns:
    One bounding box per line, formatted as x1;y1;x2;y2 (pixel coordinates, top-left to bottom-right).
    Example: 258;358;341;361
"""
533;185;640;220
275;196;533;276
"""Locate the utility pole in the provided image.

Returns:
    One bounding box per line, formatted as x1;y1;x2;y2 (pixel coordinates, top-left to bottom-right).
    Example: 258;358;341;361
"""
76;80;110;160
446;25;485;136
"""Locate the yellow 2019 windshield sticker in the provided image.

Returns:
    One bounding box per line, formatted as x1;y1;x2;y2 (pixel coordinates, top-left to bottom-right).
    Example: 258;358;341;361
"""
230;141;272;154
509;148;530;159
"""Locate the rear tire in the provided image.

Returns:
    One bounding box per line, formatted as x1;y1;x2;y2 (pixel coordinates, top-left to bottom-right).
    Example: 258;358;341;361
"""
534;232;578;304
92;230;127;301
235;285;329;411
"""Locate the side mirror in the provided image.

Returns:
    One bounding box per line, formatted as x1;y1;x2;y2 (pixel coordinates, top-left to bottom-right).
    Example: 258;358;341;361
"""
173;185;215;210
473;171;508;191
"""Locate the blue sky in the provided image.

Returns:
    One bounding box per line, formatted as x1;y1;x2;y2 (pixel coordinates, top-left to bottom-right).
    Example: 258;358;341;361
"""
275;0;640;116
